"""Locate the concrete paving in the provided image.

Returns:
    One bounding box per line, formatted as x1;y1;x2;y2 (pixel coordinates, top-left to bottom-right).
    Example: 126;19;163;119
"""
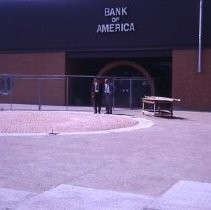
0;106;211;209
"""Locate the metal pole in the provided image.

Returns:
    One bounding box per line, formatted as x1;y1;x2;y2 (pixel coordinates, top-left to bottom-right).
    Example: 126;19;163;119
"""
10;76;14;110
129;79;132;109
112;78;115;110
38;79;42;111
198;0;203;73
66;76;69;111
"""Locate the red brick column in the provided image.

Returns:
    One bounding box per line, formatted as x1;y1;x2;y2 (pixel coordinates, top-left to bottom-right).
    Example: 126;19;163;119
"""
172;49;211;111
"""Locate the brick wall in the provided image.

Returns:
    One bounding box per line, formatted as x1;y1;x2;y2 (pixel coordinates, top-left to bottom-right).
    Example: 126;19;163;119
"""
0;52;66;106
172;49;211;111
1;50;210;110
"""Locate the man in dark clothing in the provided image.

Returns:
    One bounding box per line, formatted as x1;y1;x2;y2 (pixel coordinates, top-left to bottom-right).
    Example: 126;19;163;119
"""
91;77;103;114
104;78;113;114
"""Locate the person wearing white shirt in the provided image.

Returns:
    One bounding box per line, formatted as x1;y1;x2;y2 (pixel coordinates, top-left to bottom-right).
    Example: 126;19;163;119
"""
104;78;113;114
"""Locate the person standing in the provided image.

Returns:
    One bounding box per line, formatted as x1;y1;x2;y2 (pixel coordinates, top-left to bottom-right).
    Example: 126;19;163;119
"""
91;77;103;114
104;78;113;114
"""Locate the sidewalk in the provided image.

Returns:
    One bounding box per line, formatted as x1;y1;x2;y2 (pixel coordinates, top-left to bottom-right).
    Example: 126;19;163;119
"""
0;106;211;209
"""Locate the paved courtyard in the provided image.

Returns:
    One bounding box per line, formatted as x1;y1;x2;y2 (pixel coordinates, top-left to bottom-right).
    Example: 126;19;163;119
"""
0;106;211;209
0;111;139;134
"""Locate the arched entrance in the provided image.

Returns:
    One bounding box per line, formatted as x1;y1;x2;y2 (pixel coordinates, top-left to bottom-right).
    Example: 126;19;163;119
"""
97;60;154;108
97;60;154;95
66;56;171;107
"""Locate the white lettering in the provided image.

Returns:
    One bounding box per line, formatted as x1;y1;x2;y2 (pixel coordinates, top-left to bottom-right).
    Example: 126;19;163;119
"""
101;24;109;33
96;25;102;33
104;8;110;16
124;23;129;32
116;8;121;16
110;24;114;32
98;6;135;34
112;17;120;23
96;23;135;33
110;8;115;16
104;7;128;16
115;24;120;32
130;23;135;31
122;7;127;16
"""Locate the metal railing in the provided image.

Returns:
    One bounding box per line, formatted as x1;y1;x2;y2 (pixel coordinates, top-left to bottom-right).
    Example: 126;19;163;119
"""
0;74;156;111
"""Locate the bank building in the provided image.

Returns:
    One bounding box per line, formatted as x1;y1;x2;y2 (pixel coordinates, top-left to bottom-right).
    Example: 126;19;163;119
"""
0;0;210;110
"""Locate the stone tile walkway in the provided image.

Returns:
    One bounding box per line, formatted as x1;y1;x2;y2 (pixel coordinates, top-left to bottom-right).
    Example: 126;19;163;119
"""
0;111;138;134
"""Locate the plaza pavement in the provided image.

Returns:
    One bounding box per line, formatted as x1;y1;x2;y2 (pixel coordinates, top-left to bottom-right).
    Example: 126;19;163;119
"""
0;106;211;209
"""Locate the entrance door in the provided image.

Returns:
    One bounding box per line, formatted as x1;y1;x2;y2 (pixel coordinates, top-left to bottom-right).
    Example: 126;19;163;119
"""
131;79;151;108
113;78;151;108
113;79;130;108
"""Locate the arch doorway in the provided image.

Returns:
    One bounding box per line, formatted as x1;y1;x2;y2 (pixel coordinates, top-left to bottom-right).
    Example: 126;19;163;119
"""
97;60;154;108
66;56;171;107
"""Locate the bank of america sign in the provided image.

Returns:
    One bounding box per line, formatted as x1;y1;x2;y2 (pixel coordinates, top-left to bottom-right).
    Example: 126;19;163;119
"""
96;7;135;33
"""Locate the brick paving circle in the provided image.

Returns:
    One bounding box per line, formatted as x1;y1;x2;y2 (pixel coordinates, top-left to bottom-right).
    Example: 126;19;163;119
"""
0;111;139;134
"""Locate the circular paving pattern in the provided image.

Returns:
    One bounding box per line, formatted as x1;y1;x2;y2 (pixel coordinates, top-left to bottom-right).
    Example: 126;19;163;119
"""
0;111;142;135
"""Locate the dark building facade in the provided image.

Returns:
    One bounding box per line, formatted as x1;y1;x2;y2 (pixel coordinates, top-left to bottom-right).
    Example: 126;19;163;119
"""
0;0;211;110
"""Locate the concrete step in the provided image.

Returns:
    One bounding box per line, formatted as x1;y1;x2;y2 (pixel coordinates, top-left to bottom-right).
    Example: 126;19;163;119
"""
13;184;154;210
2;180;211;210
146;181;211;210
0;187;36;210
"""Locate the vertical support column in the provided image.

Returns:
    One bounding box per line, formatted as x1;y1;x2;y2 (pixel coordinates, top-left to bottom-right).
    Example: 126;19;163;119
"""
112;79;115;110
198;0;203;73
38;79;42;111
10;76;14;110
153;102;156;116
129;79;132;109
66;75;69;111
